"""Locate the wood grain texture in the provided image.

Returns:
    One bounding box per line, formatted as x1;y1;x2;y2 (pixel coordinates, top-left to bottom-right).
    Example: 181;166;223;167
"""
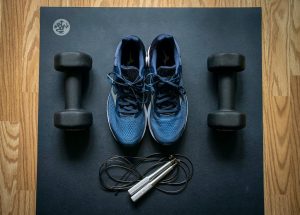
17;93;37;190
289;0;300;76
0;122;20;215
263;0;290;96
0;0;22;121
0;0;299;214
290;77;300;214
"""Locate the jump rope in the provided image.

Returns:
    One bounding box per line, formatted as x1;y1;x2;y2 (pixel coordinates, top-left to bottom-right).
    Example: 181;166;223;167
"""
99;153;193;201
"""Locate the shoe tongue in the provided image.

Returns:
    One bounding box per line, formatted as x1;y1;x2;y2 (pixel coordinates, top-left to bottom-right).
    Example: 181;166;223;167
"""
157;65;176;78
121;65;139;82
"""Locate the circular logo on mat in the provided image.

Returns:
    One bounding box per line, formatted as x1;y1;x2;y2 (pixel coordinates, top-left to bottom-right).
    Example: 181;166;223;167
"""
53;19;70;36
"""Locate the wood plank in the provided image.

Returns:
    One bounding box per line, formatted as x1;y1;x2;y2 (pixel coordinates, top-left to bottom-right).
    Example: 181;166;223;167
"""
264;97;291;197
17;93;38;190
290;76;300;214
262;0;290;96
0;0;23;121
0;122;20;215
21;0;40;93
16;190;35;215
289;0;300;76
265;195;293;215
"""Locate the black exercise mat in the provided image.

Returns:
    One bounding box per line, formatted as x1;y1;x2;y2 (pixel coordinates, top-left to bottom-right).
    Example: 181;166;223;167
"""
38;8;263;215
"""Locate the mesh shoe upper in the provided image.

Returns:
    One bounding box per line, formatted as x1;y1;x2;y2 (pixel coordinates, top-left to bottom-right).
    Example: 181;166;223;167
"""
148;34;188;145
107;35;147;146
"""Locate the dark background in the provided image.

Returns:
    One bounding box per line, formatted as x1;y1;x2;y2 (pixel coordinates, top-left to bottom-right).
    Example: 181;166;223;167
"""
38;8;263;215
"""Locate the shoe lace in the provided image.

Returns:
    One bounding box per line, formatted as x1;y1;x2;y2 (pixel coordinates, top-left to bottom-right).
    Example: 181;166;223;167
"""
146;72;186;115
107;71;147;116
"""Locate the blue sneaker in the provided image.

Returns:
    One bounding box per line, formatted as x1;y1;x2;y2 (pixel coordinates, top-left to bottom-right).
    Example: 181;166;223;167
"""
107;35;147;146
147;34;188;145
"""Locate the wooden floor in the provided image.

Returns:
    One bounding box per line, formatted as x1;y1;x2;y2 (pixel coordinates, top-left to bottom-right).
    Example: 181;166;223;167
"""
0;0;299;214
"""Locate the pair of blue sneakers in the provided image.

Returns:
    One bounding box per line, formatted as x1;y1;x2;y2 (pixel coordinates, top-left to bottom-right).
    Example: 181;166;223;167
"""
107;34;188;146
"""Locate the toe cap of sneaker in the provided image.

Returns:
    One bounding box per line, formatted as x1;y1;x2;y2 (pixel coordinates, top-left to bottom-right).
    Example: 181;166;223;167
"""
107;96;146;145
149;104;187;145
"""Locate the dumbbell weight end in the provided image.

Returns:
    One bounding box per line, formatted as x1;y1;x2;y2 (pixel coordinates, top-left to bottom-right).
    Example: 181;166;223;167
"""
53;52;93;131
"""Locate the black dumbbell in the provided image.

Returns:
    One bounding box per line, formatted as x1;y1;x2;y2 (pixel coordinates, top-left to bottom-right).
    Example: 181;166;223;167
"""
207;53;246;130
54;52;93;130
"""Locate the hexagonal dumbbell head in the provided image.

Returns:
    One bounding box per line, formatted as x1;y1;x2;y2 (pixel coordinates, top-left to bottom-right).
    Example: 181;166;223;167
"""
207;53;246;131
54;52;93;130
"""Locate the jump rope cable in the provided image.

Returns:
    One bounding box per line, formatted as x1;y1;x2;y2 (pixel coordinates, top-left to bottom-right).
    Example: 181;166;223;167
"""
99;153;193;195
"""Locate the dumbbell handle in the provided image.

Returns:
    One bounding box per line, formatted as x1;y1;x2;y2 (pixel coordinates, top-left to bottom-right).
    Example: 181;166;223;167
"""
218;72;236;111
65;73;82;110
